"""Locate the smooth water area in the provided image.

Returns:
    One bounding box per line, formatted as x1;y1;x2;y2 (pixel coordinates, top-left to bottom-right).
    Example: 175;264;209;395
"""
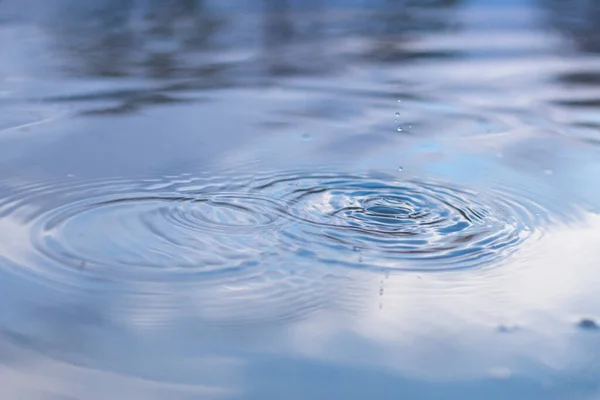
2;0;600;399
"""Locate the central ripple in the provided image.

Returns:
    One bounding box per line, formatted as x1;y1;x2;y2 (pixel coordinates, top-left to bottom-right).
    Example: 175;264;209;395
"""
250;172;544;271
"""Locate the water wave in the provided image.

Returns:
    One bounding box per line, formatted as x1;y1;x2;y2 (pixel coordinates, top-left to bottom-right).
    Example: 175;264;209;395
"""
250;171;547;271
0;169;557;327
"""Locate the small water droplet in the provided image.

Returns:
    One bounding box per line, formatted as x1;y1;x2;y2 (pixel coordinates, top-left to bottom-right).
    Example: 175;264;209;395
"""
518;228;530;239
379;287;384;296
397;127;403;132
66;173;75;178
352;246;360;252
395;112;400;117
398;166;403;172
544;169;553;175
497;324;519;333
301;133;311;141
578;318;599;331
397;100;402;103
394;119;398;123
489;367;512;380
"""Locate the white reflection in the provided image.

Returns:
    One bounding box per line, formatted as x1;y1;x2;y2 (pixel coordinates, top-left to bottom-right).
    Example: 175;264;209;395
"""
280;213;600;380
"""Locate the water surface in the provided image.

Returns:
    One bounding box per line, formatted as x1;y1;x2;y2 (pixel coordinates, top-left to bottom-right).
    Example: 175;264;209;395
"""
2;0;600;399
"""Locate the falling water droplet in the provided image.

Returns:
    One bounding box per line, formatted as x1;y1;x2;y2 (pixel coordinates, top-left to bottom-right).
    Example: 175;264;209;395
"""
397;127;403;132
301;133;311;141
395;112;400;117
398;166;403;172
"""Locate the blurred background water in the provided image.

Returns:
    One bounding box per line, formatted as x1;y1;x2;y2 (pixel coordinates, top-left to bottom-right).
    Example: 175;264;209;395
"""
2;0;600;399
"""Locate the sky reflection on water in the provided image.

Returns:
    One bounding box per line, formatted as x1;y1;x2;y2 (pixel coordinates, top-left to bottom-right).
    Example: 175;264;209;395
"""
1;0;600;399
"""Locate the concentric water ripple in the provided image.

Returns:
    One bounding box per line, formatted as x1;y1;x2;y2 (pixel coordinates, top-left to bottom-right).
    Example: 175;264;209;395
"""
0;169;554;290
0;173;359;327
0;174;291;287
34;193;286;271
249;171;550;271
0;168;564;330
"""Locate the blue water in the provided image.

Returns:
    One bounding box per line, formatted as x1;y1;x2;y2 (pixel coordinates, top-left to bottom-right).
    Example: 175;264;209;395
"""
2;0;600;399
